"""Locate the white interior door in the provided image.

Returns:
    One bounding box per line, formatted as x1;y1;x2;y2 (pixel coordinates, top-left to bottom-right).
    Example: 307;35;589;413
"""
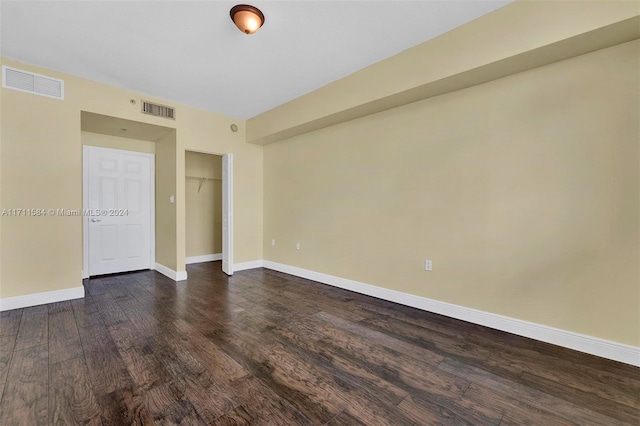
85;147;153;276
222;153;233;275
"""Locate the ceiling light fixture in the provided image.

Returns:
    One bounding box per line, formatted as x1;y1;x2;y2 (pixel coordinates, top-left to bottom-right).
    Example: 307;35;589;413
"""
230;4;265;34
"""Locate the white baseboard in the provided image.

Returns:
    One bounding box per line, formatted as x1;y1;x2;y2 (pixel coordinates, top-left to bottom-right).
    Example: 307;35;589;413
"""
186;253;222;264
154;263;187;281
233;260;264;272
0;286;85;312
260;260;640;367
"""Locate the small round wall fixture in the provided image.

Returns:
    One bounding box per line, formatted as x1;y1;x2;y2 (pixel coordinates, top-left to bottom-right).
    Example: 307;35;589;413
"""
230;124;238;132
230;4;265;34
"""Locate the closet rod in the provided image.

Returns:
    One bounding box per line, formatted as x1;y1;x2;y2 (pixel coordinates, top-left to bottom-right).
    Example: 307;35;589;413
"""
185;175;221;181
186;175;221;194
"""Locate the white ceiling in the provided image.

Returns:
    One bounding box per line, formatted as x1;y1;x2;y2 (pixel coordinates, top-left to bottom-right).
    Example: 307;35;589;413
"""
1;1;511;119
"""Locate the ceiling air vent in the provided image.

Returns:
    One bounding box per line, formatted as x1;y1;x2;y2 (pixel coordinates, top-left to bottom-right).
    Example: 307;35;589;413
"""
2;65;64;100
141;100;175;120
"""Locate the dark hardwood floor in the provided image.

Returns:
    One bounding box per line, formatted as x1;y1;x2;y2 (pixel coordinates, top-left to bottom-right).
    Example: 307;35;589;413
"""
0;261;638;425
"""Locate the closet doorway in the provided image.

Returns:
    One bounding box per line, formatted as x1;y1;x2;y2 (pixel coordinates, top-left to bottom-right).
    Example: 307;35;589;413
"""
185;151;233;275
81;111;174;279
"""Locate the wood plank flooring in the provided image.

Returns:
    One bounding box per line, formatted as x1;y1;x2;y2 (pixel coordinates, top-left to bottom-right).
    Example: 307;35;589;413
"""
0;261;638;425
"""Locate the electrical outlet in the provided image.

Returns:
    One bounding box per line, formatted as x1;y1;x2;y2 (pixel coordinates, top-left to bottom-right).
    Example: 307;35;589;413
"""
296;242;300;250
271;239;276;246
424;259;432;271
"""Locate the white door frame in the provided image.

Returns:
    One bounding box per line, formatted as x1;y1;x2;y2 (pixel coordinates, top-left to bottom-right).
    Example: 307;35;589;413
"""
82;146;155;279
185;149;233;275
222;153;233;276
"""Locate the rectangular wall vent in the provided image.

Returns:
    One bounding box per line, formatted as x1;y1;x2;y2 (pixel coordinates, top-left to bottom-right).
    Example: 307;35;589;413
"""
2;65;64;100
141;100;175;120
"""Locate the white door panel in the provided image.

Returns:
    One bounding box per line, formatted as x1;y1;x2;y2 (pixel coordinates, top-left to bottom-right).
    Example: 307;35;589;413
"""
222;153;233;276
86;147;152;276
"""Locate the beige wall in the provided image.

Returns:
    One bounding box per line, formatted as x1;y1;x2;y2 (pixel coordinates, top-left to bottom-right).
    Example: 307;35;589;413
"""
1;79;81;297
263;41;640;346
185;151;222;257
248;1;640;144
81;131;156;154
155;131;178;270
0;57;263;298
